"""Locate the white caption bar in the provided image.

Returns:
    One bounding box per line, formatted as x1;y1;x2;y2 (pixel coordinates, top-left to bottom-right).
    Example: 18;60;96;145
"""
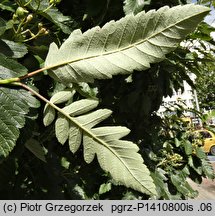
0;200;215;216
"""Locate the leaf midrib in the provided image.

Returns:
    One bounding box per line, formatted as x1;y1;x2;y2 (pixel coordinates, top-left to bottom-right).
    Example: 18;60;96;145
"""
46;10;207;72
48;100;153;194
43;9;208;195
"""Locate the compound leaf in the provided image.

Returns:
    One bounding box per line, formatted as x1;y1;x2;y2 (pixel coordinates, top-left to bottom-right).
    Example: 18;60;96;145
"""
45;4;209;85
0;87;39;158
0;54;39;158
44;98;156;196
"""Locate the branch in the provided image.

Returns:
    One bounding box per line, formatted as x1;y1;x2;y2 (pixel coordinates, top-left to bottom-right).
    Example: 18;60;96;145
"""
0;77;20;85
19;67;48;80
0;66;50;85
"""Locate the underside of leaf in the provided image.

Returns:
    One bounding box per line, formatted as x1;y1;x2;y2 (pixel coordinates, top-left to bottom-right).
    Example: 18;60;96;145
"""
45;4;209;85
123;0;148;15
44;97;157;195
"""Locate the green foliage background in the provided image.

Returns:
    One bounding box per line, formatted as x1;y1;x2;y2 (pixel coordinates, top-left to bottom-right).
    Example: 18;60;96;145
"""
0;0;214;199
